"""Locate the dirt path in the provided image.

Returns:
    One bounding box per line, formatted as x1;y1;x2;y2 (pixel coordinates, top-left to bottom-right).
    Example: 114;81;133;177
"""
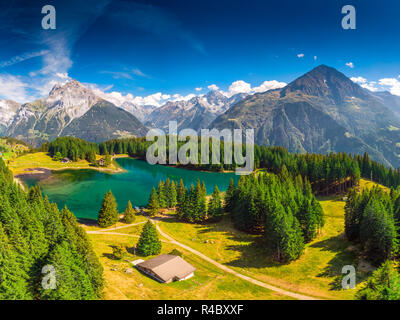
87;231;170;243
152;219;319;301
86;221;147;234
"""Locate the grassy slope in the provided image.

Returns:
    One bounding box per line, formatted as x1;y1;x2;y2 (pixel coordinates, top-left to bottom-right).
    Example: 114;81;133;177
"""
158;188;378;300
87;224;290;300
8;152;122;175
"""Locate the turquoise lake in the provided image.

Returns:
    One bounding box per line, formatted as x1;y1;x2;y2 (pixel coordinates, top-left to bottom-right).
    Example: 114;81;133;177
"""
20;158;239;220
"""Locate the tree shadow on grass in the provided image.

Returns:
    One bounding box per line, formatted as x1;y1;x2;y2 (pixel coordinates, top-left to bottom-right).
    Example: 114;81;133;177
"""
309;234;360;291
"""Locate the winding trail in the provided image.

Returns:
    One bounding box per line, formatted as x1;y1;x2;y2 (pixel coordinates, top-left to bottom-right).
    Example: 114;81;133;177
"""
151;218;318;301
86;220;147;234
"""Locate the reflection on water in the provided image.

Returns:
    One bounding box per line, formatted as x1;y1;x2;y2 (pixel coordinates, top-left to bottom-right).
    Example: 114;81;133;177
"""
21;158;239;220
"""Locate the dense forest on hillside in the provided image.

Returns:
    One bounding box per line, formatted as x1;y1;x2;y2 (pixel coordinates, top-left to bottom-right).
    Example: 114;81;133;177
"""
226;170;324;262
0;158;103;299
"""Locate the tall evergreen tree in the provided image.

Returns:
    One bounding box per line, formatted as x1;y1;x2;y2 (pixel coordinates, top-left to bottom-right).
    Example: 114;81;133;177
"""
147;187;159;217
136;221;162;256
208;185;223;220
97;190;119;228
123;200;136;224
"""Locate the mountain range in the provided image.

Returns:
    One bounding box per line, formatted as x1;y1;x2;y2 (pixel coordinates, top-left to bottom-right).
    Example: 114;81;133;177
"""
210;65;400;167
145;90;248;131
3;65;400;168
6;80;147;146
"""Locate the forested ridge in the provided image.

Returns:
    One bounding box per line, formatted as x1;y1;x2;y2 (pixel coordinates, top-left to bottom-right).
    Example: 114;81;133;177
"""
0;158;103;299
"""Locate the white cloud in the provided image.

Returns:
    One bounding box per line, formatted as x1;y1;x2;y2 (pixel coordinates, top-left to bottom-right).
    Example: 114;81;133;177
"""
227;80;252;96
208;84;219;91
195;87;203;92
172;93;196;101
350;76;367;84
379;78;400;96
253;80;287;93
0;75;30;102
345;62;354;68
297;53;304;58
361;82;379;92
56;73;70;80
0;50;49;68
350;75;400;96
132;68;149;78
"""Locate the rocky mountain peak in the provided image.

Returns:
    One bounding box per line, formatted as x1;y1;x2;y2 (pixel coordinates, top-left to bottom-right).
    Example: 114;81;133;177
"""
281;64;369;103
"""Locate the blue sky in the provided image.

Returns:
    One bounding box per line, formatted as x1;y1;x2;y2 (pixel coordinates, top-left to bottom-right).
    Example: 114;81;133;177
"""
0;0;400;104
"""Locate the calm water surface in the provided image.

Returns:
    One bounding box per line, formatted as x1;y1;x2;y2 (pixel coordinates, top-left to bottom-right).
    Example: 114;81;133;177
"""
21;158;239;220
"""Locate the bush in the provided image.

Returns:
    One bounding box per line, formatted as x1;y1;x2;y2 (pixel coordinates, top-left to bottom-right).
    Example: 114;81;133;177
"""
112;245;126;260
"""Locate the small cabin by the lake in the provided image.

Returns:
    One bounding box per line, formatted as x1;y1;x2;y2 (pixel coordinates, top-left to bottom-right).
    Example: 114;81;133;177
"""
98;158;105;166
136;254;196;283
61;158;71;163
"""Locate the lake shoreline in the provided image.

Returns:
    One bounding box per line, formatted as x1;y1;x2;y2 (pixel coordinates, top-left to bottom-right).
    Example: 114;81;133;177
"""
18;157;238;220
13;155;128;179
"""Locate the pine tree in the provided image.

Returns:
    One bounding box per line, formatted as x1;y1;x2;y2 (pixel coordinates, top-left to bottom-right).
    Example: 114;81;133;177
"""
169;180;178;207
104;153;112;167
97;190;119;228
297;198;318;242
356;260;400;300
136;221;162;256
147;187;159;217
157;181;167;208
176;180;186;219
264;203;304;263
123;200;136;224
224;178;236;212
360;201;397;265
208;186;223;221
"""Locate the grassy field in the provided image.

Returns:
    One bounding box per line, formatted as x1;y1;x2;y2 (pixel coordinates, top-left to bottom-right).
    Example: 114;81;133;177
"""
8;152;123;175
158;192;374;300
358;178;389;192
87;226;291;300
